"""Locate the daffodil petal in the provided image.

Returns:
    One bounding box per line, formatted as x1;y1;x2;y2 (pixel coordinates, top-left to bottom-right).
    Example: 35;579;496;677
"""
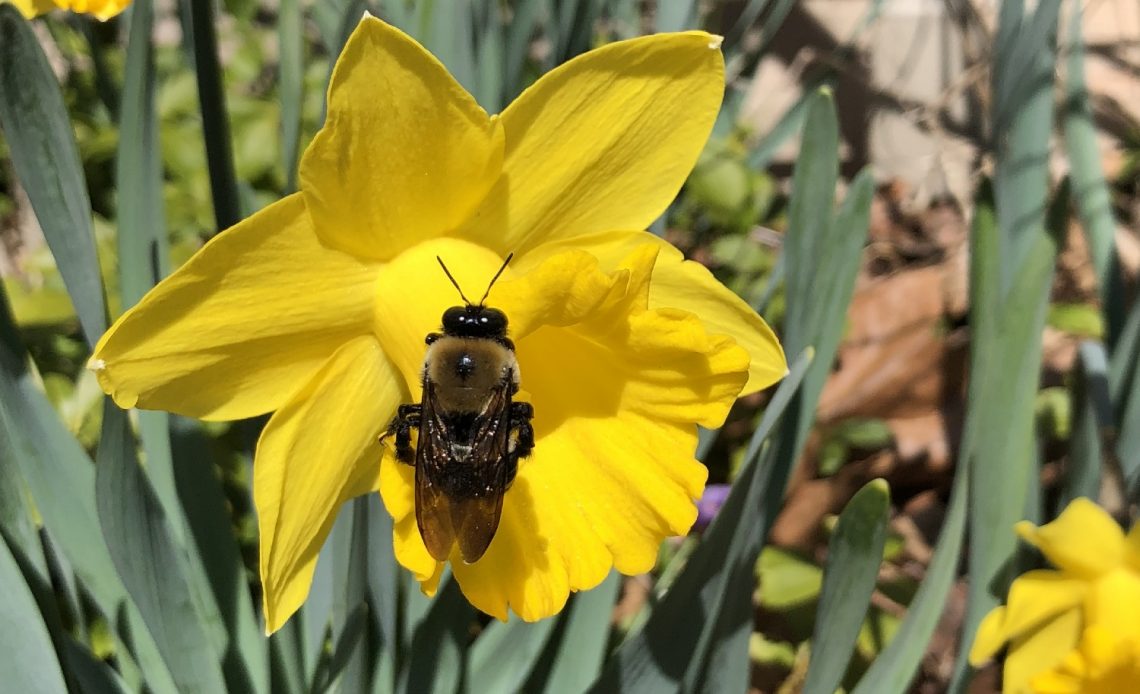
510;242;751;428
1030;647;1086;694
8;0;128;19
1005;607;1082;694
1016;498;1124;578
1072;626;1140;687
533;410;706;571
380;454;441;584
520;230;786;394
463;31;724;255
618;243;785;396
968;570;1086;665
971;606;1010;665
494;250;633;338
300;15;503;261
89;195;377;421
9;0;58;18
418;561;445;598
568;246;752;429
73;0;130;19
1085;568;1140;635
256;336;401;634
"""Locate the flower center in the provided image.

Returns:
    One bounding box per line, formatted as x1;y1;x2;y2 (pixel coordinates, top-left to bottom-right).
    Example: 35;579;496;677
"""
373;238;510;397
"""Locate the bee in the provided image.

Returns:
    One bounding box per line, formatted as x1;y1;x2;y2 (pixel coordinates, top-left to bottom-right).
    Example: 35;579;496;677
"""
383;254;534;563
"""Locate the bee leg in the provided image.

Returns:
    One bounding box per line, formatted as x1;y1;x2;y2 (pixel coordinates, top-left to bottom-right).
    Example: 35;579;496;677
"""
382;404;421;465
507;402;535;484
510;401;534;425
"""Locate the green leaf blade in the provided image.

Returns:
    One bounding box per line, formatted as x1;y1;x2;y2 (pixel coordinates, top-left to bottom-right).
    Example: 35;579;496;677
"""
533;572;620;692
170;417;268;693
0;6;107;347
0;534;69;694
954;182;1064;690
1063;2;1117;318
401;577;473;694
186;0;242;230
116;0;168;309
279;0;304;191
851;465;968;694
468;616;558;693
95;402;228;694
1062;341;1109;508
803;479;891;694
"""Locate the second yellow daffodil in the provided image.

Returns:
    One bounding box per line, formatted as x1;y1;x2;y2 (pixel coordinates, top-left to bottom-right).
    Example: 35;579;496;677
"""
970;498;1140;693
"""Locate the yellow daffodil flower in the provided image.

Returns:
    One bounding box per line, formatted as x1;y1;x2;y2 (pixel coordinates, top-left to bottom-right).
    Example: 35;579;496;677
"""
969;498;1140;693
88;15;786;633
10;0;129;20
1030;626;1140;693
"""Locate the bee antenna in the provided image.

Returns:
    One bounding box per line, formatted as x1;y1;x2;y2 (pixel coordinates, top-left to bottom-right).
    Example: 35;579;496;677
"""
478;253;514;306
436;256;472;305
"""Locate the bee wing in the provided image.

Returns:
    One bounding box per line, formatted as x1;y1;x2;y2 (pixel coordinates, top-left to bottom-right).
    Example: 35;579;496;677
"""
451;376;514;563
451;495;504;563
415;379;457;562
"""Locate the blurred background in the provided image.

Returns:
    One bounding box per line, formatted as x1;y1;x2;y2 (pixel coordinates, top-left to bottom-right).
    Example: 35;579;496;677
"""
1;1;1137;692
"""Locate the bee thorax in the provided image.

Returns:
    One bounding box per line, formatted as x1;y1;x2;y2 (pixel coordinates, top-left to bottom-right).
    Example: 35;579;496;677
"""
455;353;476;379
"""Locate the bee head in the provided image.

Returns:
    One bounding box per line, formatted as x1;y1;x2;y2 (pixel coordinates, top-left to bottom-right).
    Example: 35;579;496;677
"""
435;253;514;339
441;305;508;338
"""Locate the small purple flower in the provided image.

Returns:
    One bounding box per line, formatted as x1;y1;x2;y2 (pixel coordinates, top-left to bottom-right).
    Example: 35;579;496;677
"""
695;484;732;530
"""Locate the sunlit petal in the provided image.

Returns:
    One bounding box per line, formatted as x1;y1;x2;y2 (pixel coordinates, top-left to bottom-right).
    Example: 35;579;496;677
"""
89;195;378;420
463;32;724;255
1029;626;1140;693
1030;648;1087;694
300;15;503;261
447;368;716;620
10;0;129;19
1004;608;1082;694
70;0;129;19
380;455;441;585
1016;499;1124;579
9;0;57;17
256;336;401;634
971;606;1010;666
521;230;786;394
969;571;1086;665
1084;569;1140;636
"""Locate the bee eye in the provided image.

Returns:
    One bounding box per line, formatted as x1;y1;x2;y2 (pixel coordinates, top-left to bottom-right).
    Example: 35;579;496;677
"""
482;309;507;335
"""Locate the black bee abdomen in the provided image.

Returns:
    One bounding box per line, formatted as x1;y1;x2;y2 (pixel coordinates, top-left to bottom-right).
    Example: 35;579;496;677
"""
455;353;476;379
